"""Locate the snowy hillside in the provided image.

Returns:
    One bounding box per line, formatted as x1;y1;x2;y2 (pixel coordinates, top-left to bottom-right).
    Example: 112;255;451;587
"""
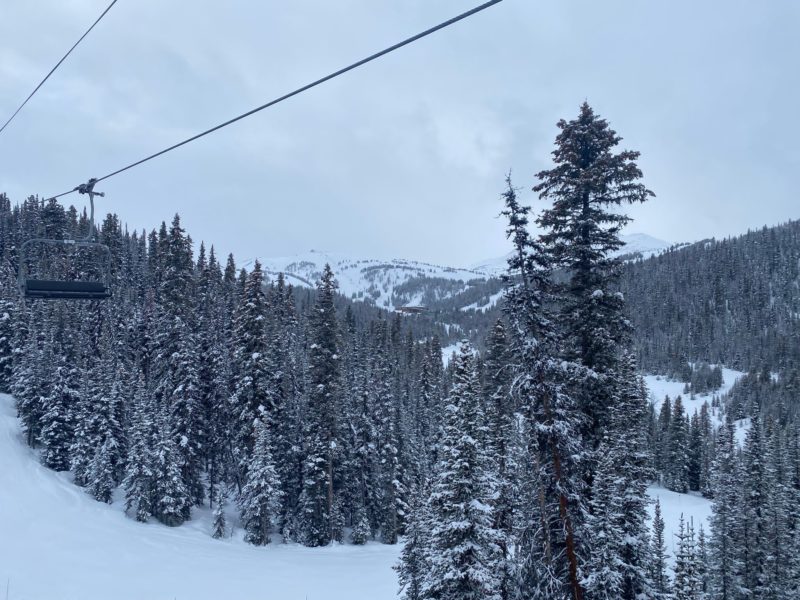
259;249;488;309
258;234;671;311
645;367;752;445
0;393;399;600
470;232;673;276
0;367;716;598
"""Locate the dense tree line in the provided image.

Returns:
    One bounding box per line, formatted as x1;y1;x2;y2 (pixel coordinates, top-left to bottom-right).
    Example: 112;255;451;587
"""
0;193;451;547
621;220;800;377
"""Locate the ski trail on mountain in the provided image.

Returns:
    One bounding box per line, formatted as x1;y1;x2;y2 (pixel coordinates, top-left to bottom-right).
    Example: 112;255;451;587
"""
0;393;399;600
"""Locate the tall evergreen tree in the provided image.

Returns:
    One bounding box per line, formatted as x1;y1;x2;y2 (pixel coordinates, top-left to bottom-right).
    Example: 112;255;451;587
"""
651;499;671;598
239;419;281;546
123;377;155;523
229;260;273;478
422;341;502;600
298;264;341;546
500;177;585;600
666;396;690;493
39;358;77;471
534;101;654;453
708;421;741;600
396;484;430;600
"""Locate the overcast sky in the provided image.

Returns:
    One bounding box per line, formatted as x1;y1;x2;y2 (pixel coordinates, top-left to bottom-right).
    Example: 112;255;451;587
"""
1;0;798;266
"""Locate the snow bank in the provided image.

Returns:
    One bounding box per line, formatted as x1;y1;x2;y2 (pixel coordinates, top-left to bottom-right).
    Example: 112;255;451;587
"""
0;394;400;600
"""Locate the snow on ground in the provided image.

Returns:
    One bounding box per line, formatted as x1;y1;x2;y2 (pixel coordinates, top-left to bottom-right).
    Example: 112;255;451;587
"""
647;485;712;568
441;342;475;365
459;290;504;312
644;366;743;426
260;249;485;309
0;394;400;600
0;365;726;597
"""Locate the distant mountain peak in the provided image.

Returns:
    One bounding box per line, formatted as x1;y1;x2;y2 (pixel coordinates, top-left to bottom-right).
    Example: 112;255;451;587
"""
470;232;673;276
260;250;489;310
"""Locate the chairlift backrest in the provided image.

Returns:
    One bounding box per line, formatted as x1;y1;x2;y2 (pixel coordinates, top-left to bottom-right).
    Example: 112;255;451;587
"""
18;182;112;301
18;238;112;300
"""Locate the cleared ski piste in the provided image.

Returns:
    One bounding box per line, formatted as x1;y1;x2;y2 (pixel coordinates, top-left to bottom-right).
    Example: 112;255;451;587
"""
0;394;398;600
1;368;724;598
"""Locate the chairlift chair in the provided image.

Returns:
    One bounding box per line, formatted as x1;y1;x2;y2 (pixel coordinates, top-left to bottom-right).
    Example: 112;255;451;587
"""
18;179;112;300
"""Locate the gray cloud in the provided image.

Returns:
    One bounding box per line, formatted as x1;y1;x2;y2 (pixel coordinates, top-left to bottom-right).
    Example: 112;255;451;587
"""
1;0;797;266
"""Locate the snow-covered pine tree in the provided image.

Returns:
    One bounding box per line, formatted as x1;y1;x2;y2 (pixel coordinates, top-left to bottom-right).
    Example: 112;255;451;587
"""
13;312;47;448
655;397;672;480
422;341;502;600
673;514;700;600
583;356;654;599
272;280;307;541
500;176;585;599
651;499;671;598
0;280;14;393
738;413;769;598
123;376;155;522
88;438;115;503
39;358;77;471
531;103;655;599
760;417;793;599
582;441;625;598
696;524;709;598
688;412;703;492
0;237;14;394
666;396;690;493
151;412;191;527
482;318;515;600
534;101;654;456
395;484;429;600
195;245;231;506
371;320;404;544
211;484;228;540
168;325;204;510
698;403;714;498
229;260;273;481
239;418;281;545
298;264;341;547
708;421;741;600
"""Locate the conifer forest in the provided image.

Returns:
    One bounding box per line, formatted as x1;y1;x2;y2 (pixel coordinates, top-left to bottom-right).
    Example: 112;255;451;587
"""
1;2;798;600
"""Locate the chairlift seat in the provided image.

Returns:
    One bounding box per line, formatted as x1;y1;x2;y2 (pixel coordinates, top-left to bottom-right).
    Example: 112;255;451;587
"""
24;279;111;300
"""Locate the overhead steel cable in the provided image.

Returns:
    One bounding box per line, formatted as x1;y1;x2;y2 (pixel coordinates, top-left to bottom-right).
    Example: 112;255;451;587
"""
0;0;120;136
47;0;502;201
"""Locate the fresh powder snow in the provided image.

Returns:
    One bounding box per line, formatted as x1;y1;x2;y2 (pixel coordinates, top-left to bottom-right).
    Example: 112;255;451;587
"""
0;366;726;596
0;394;399;600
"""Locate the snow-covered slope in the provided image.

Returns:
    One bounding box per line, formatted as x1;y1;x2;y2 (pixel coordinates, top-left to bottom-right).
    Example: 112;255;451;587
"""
642;375;715;570
0;393;399;600
0;372;713;596
258;234;670;311
260;249;487;309
470;232;673;276
647;485;712;568
616;233;673;259
645;367;751;444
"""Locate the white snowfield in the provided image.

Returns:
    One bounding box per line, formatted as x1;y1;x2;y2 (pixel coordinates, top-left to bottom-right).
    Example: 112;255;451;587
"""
0;394;398;600
647;484;711;568
259;249;487;310
0;366;719;598
645;367;751;445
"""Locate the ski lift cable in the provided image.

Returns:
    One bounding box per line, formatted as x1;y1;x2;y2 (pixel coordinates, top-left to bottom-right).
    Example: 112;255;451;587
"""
46;0;503;201
0;0;120;136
